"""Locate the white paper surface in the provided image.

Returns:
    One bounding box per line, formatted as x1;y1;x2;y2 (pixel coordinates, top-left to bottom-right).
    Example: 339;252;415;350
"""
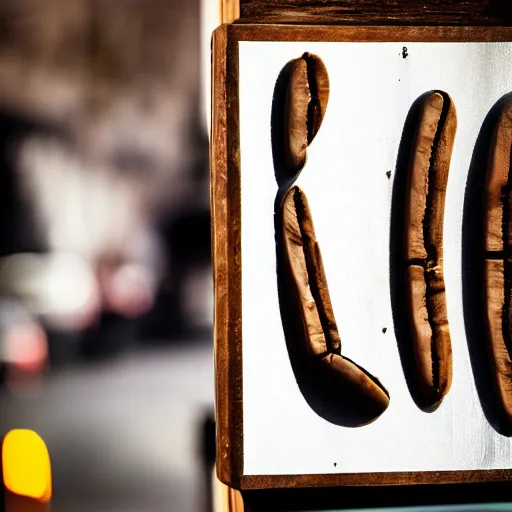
239;41;512;475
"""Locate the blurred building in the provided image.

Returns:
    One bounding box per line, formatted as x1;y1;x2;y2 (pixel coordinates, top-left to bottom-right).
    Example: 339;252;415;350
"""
0;2;218;510
0;0;212;370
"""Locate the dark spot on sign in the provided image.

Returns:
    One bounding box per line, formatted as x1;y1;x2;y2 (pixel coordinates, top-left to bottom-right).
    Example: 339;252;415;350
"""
334;462;337;467
386;171;391;179
382;327;387;334
402;47;408;59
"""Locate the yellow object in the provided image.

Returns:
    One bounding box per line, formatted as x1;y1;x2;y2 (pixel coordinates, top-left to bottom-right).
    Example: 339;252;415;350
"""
2;429;52;503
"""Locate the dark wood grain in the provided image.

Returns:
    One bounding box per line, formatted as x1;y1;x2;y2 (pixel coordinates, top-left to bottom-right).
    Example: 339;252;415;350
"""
240;469;512;490
211;24;243;489
237;0;512;25
226;22;244;489
229;24;512;42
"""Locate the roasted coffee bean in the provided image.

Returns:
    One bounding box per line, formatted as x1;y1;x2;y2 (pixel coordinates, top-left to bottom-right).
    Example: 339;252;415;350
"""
283;52;329;176
281;186;390;423
482;96;512;425
399;91;456;412
275;53;390;426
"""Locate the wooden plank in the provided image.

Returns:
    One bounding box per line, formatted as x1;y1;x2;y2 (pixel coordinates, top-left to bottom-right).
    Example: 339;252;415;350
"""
240;469;512;490
211;24;243;489
237;0;512;25
229;24;512;42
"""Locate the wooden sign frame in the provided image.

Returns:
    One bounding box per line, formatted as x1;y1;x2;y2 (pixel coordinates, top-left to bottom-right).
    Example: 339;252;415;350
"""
211;23;512;491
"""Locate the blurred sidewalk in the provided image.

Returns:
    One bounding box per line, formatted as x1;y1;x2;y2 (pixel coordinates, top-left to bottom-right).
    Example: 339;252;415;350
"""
0;339;214;511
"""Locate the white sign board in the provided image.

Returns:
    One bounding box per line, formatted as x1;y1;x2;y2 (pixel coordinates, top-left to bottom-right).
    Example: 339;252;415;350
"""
239;41;512;476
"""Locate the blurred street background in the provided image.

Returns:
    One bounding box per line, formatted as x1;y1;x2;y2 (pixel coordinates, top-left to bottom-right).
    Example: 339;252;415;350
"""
0;0;218;510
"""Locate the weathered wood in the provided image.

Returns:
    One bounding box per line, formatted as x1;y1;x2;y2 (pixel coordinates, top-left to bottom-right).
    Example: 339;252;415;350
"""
229;24;512;43
237;0;512;25
211;24;244;489
241;469;512;489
